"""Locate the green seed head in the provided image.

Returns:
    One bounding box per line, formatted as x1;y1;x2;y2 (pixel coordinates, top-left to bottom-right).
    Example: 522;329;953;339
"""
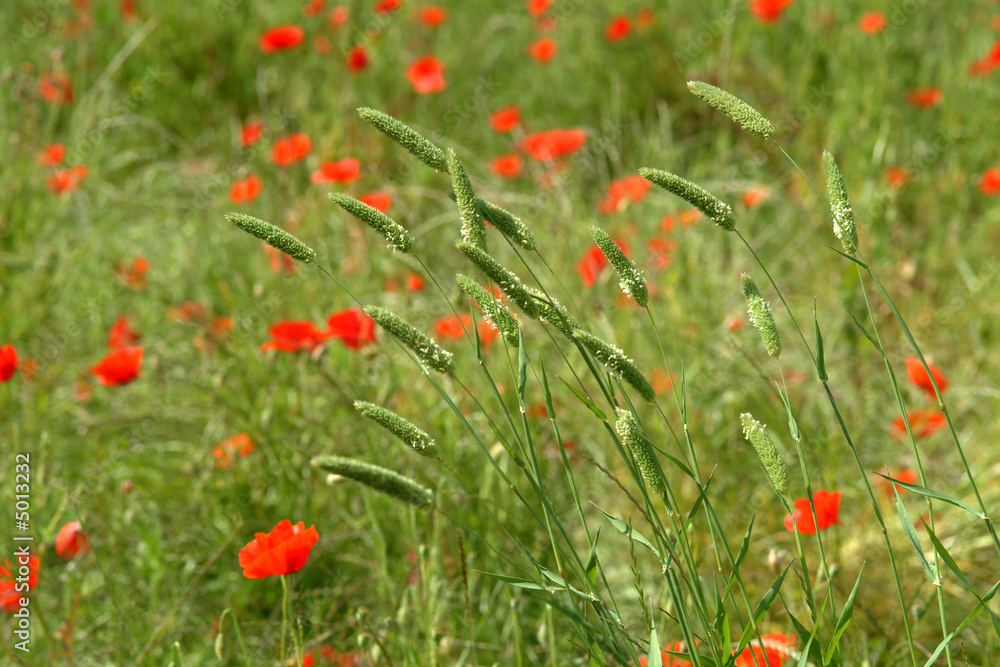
479;199;537;250
456;274;521;347
615;409;666;495
364;305;456;374
527;287;580;340
687;81;776;140
573;330;655;402
741;273;781;358
357;107;449;173
226;213;315;262
456;241;540;319
353;400;439;458
740;413;788;496
329;193;413;253
311;455;435;509
638;168;736;232
591;227;648;307
822;151;859;254
447;149;487;251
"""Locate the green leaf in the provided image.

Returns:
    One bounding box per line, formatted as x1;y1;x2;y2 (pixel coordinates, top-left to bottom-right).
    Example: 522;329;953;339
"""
647;624;662;667
538;357;556;419
826;245;869;268
924;522;1000;639
844;305;882;351
824;564;864;664
558;376;608;422
814;306;828;381
591;503;663;564
876;473;986;519
922;580;1000;666
891;485;939;585
478;571;553;591
784;604;827;666
585;529;601;586
723;516;755;601
735;564;792;655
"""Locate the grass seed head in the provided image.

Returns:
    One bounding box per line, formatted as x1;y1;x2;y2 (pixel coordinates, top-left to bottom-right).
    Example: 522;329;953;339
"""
638;168;736;231
591;226;648;307
353;400;439;458
740;413;789;496
741;273;781;358
615;409;666;495
823;151;860;254
687;81;776;140
329;193;413;253
456;274;521;347
456;241;540;319
357;107;449;173
448;149;487;251
364;305;456;374
226;213;315;262
573;330;655;402
311;455;435;509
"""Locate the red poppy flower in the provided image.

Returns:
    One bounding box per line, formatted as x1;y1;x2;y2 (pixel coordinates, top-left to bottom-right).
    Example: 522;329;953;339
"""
213;433;257;469
491;154;522;178
311;157;361;184
418;5;447;27
435;314;497;345
374;0;400;12
885;166;910;189
742;186;770;208
169;300;206;321
108;315;140;350
523;128;586;161
330;5;349;27
725;315;744;332
0;345;17;382
346;44;369;72
359;191;391;212
117;256;149;288
605;16;631;42
639;640;698;666
120;0;136;19
406;55;447;93
577;244;607;287
979;167;1000;195
272;133;312;166
859;11;886;33
636;8;654;27
326;308;377;349
968;38;1000;76
406;271;425;291
647;237;676;270
241;120;263;146
38;71;73;105
91;346;143;386
599;174;651;214
0;556;39;613
907;87;942;107
36;143;66;167
260;25;305;53
302;0;324;16
905;356;947;398
527;0;550;16
230;174;263;204
55;522;90;559
784;489;841;534
239;519;319;579
880;467;918;499
260;320;330;352
735;632;794;667
47;165;89;194
891;409;947;439
490;104;521;133
263;244;298;275
750;0;794;23
678;208;702;226
528;37;557;63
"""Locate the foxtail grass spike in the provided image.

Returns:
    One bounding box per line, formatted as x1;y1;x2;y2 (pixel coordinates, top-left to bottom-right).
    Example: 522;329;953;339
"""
448;150;487;251
638;168;736;231
456;241;540;319
311;455;435;509
592;227;648;307
357;107;448;173
615;409;666;495
226;213;315;262
527;287;580;340
573;330;655;402
445;191;538;250
687;81;776;140
741;273;781;358
354;400;439;458
822;151;859;254
364;306;455;374
329;193;413;253
456;274;521;347
740;414;788;496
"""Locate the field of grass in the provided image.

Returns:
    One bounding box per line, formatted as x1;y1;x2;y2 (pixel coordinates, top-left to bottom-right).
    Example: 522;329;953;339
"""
3;1;1000;665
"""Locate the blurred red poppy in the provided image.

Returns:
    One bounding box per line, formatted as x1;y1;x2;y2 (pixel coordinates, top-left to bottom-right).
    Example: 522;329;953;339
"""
750;0;794;23
859;11;886;33
239;519;319;579
577;244;607;287
491;154;522;178
406;271;425;291
359;191;391;212
907;87;942;107
0;556;38;612
490;104;521;132
374;0;400;12
407;55;446;93
260;321;329;352
605;16;631;42
120;0;136;19
260;25;305;53
213;433;256;469
36;143;66;167
230;174;263;204
523;128;586;160
891;409;947;439
979;167;1000;195
92;346;143;386
725;315;744;332
881;467;918;498
784;489;841;534
330;5;349;26
346;44;369;72
47;165;89;194
905;356;947;398
302;0;324;16
647;237;676;270
55;522;90;559
241;120;262;146
636;8;654;27
528;37;557;62
599;175;650;214
735;632;794;667
38;71;73;105
435;314;496;345
0;345;17;382
311;157;361;184
418;5;447;27
527;0;550;15
326;308;377;349
885;166;910;189
108;315;140;350
272;133;311;165
742;186;770;207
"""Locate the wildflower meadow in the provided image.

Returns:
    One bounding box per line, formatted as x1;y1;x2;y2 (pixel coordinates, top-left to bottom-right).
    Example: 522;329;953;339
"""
4;1;1000;665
